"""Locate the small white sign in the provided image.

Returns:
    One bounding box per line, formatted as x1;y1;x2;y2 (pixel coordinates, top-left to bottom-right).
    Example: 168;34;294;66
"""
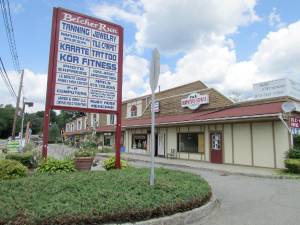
151;101;160;113
253;79;300;100
181;93;209;110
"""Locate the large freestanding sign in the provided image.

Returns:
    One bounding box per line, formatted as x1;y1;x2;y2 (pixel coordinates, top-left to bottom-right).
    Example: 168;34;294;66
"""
43;8;123;168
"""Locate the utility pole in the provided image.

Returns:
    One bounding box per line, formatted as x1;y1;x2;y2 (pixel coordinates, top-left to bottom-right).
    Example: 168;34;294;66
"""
11;69;24;139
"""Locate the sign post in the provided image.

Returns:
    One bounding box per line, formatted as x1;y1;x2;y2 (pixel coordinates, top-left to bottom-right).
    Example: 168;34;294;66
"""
149;48;160;186
42;8;123;168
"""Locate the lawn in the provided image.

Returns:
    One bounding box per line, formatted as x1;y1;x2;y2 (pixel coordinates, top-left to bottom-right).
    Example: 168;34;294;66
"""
0;168;211;225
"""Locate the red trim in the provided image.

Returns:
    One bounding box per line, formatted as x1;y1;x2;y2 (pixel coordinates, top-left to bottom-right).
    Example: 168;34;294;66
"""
42;8;59;158
114;25;124;169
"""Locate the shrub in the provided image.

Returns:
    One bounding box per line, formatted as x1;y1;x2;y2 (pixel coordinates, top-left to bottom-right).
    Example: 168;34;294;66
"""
48;123;60;143
80;140;97;149
5;152;38;169
103;156;127;170
285;148;300;159
0;159;28;180
1;148;8;154
284;159;300;174
23;142;34;152
37;158;76;174
75;148;96;157
293;135;300;149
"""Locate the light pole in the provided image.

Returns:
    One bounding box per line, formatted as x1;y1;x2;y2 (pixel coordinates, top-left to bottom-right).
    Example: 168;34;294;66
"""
19;98;33;151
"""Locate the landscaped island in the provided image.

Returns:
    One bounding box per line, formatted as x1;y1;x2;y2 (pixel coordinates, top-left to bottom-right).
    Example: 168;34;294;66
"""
0;168;211;225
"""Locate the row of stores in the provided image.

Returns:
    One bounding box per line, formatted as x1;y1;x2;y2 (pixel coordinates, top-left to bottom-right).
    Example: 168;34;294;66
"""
65;80;299;169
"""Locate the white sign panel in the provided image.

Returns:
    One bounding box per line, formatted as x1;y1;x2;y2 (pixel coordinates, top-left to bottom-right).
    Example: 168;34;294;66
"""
253;79;300;100
181;93;209;110
52;10;122;111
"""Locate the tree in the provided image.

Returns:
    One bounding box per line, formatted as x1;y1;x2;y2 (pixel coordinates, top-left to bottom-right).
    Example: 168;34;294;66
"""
0;105;21;139
48;123;60;143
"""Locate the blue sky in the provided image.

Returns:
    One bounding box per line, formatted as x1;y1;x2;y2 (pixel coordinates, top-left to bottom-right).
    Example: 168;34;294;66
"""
1;0;300;111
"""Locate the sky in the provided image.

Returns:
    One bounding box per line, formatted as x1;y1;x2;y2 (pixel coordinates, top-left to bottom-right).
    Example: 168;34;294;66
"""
1;0;300;112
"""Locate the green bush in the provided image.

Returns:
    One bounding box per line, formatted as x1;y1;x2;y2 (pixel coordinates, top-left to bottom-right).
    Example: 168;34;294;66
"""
37;158;76;174
5;152;38;169
1;148;8;154
285;148;300;159
293;135;300;149
103;156;127;170
23;142;34;152
284;159;300;174
0;159;28;180
75;148;96;157
48;123;60;143
80;140;97;149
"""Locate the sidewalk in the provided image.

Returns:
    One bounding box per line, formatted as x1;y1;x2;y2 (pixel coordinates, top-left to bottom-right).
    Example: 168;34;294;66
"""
96;152;279;178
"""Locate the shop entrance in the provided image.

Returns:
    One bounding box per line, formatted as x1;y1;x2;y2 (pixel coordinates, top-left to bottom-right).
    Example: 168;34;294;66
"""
210;132;223;164
155;134;158;156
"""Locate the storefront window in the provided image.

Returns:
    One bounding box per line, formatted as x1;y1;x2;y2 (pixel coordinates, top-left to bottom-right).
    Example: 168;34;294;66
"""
178;133;205;153
104;135;111;146
211;133;221;150
132;134;147;150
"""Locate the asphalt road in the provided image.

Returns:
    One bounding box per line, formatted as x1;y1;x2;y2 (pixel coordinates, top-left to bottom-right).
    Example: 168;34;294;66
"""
132;161;300;225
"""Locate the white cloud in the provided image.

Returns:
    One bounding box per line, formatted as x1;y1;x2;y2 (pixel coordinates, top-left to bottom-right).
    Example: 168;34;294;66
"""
89;1;300;101
268;7;285;29
0;69;47;112
252;20;300;80
122;55;149;99
91;0;259;54
136;0;259;54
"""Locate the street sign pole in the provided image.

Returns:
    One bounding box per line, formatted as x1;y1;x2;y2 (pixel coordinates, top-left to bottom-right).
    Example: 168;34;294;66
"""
149;48;160;186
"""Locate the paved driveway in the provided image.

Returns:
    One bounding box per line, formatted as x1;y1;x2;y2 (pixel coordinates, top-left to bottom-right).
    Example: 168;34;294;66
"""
132;161;300;225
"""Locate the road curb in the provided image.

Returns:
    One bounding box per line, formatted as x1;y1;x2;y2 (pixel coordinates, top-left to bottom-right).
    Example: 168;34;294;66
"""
117;196;219;225
96;154;300;180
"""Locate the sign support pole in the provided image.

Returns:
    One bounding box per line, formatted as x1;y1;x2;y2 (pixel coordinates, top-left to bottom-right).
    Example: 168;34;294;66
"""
150;90;155;185
115;111;121;169
42;7;58;158
149;48;160;186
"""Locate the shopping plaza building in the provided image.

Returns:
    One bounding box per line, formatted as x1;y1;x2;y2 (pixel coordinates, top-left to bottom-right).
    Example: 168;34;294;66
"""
64;79;300;169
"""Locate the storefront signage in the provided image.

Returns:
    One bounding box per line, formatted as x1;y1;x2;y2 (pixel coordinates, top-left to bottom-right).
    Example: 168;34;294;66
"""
290;117;300;128
181;93;209;110
253;79;300;100
290;117;300;135
48;8;123;112
151;101;160;113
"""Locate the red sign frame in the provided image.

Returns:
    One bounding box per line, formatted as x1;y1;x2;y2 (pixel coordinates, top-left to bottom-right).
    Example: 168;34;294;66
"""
43;7;123;168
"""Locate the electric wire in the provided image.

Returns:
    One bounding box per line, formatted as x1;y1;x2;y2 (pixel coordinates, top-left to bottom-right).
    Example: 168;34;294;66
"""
0;0;21;73
0;57;16;98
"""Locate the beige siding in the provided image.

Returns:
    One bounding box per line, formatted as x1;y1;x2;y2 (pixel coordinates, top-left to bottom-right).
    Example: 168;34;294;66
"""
233;123;252;165
252;122;274;167
224;124;233;164
167;127;177;154
274;121;289;168
189;126;202;132
205;125;209;161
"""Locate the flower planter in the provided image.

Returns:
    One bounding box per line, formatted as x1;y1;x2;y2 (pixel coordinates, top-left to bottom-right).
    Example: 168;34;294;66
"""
75;157;94;171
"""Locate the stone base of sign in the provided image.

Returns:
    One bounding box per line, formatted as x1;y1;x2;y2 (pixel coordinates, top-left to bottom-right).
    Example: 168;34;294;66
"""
110;196;219;225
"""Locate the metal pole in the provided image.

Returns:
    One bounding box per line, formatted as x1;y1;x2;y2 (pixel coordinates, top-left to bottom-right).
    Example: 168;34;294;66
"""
12;69;24;139
150;91;155;186
19;98;25;151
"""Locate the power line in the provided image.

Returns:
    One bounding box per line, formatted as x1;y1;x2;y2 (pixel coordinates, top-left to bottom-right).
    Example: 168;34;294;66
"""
0;0;21;73
0;57;17;98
